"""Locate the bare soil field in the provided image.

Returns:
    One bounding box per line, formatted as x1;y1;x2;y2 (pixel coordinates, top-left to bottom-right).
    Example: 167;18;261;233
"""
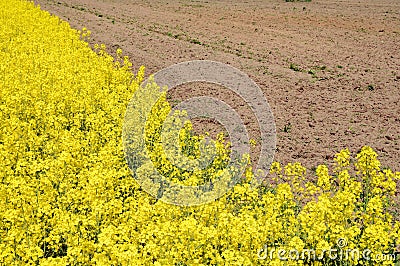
35;0;400;172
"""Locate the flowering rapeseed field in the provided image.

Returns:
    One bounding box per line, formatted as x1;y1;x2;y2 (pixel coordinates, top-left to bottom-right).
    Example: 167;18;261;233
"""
1;0;400;265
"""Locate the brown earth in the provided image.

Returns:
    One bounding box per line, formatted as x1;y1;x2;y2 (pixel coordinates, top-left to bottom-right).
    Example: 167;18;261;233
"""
35;0;400;173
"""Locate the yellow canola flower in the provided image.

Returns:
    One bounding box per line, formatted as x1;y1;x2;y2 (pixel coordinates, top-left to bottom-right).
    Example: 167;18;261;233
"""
316;165;331;191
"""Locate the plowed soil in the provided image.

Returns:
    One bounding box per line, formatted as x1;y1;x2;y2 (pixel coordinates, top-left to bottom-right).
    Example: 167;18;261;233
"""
35;0;400;173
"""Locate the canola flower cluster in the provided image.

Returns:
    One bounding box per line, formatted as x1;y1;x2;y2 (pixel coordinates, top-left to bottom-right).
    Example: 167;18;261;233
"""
1;0;400;265
123;75;250;206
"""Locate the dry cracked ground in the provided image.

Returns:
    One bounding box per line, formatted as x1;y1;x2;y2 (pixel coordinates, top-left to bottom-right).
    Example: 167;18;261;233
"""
35;0;400;175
